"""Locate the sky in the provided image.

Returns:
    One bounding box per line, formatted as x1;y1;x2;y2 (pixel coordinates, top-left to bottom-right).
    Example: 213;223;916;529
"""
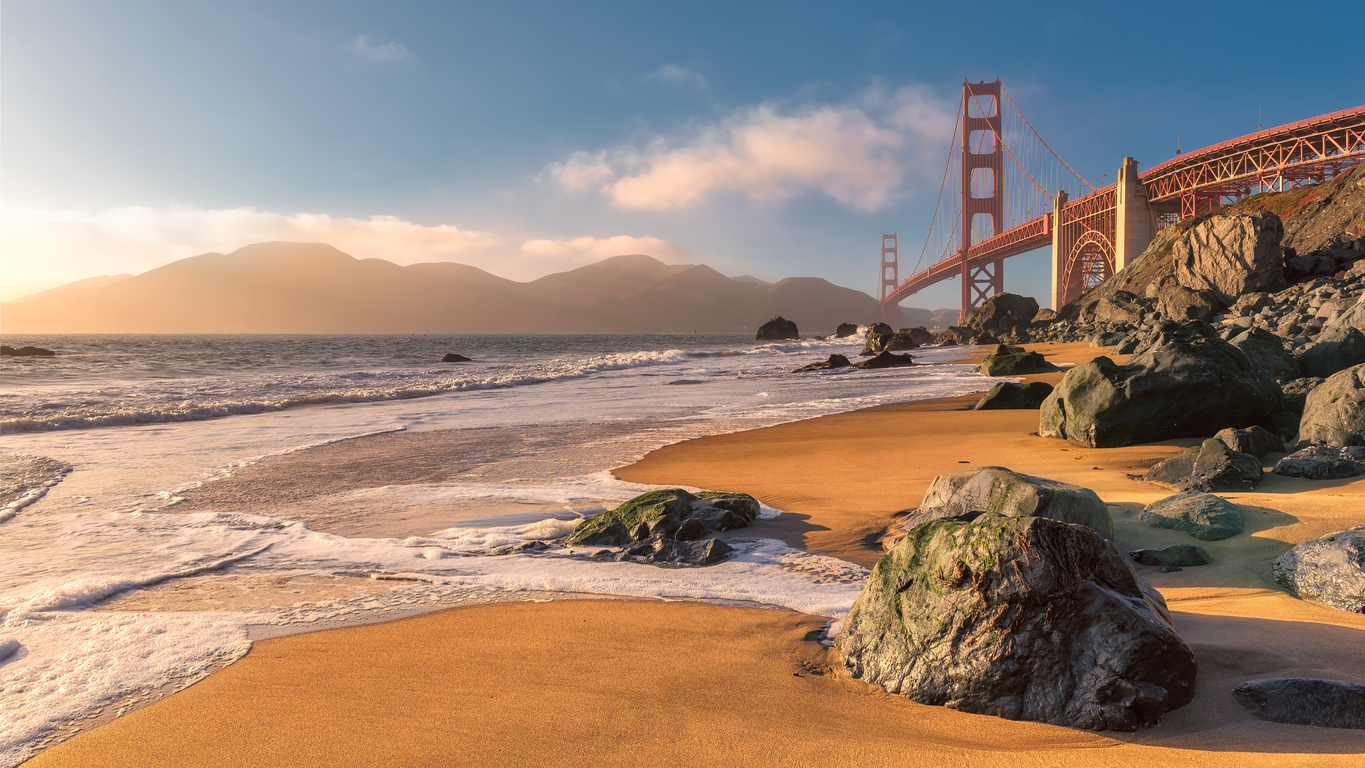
2;0;1362;309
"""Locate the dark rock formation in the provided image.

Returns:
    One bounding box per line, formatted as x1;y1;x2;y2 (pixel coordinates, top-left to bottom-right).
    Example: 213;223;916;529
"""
905;326;935;345
1272;445;1365;479
563;489;758;565
793;354;851;373
1214;426;1284;458
1129;544;1213;567
756;316;799;340
839;513;1197;731
1139;491;1244;541
0;345;55;357
855;351;915;369
441;353;472;363
1144;439;1263;492
1033;307;1058;324
836;322;859;338
933;325;996;347
1280;376;1325;415
974;382;1054;410
1233;678;1365;729
1227;327;1300;383
1296;325;1365;378
978;345;1059;377
862;328;920;355
613;535;734;566
1272;526;1365;613
961;293;1040;339
1172;212;1286;304
1297;364;1365;446
894;467;1112;539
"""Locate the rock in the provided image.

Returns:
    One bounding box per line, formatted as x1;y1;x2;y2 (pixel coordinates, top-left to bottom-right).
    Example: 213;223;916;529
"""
1139;491;1245;541
962;293;1039;338
1032;307;1058;324
1039;327;1282;448
1297;325;1365;378
756;316;799;341
1228;328;1300;383
1280;376;1325;415
1087;291;1151;325
1129;544;1214;567
1144;439;1262;492
793;354;851;373
1232;678;1365;729
855;351;915;369
1090;331;1129;348
1172;212;1286;305
836;322;859;338
974;382;1054;410
934;326;995;347
977;345;1059;377
904;326;935;345
564;489;759;549
866;322;893;337
441;353;472;363
838;513;1197;731
1214;426;1284;458
1272;526;1365;613
1272;446;1365;479
862;328;920;355
0;345;56;357
615;534;735;566
1297;364;1365;446
1156;285;1217;321
895;467;1113;539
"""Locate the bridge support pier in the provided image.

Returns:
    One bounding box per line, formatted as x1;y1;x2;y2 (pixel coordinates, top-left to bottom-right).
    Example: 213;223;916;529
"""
1050;191;1068;311
1114;157;1152;273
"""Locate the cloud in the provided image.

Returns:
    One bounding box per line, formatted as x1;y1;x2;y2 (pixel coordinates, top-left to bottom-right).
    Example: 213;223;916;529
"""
352;35;410;63
645;64;708;90
545;85;954;212
520;235;689;264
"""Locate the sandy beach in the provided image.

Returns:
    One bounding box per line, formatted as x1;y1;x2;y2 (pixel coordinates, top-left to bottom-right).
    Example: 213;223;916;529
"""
24;342;1365;766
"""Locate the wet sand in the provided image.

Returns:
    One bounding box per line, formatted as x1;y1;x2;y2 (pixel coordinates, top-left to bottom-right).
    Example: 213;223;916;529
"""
27;342;1365;766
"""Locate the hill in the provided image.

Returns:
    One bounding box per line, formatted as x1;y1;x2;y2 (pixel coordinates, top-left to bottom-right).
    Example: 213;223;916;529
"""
0;243;951;334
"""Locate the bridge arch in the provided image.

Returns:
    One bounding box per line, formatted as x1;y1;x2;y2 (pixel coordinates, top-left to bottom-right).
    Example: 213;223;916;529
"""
1065;230;1115;299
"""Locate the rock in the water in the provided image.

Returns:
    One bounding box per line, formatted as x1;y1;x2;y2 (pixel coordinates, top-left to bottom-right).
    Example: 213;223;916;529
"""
855;351;915;369
1298;364;1365;446
756;316;799;341
615;535;735;566
1272;526;1365;613
1272;445;1365;479
896;466;1113;539
978;345;1060;377
1139;491;1244;541
1039;326;1282;448
1144;439;1262;492
961;293;1040;338
1228;328;1300;383
1172;212;1286;304
836;322;859;338
1297;325;1365;378
974;381;1054;410
934;325;996;347
0;345;56;357
1280;376;1325;415
564;488;759;558
1129;544;1213;567
441;353;472;363
793;354;851;373
839;513;1197;731
1233;678;1365;729
1214;426;1284;458
862;328;920;355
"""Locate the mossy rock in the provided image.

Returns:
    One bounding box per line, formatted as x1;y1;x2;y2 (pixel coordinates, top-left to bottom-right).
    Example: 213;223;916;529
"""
564;489;759;547
1139;490;1244;541
898;466;1113;540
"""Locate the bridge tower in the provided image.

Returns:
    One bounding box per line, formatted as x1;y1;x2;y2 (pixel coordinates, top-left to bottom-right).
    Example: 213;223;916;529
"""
879;233;899;324
960;79;1005;325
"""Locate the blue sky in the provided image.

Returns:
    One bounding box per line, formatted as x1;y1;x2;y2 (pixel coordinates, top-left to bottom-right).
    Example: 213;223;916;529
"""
3;0;1362;308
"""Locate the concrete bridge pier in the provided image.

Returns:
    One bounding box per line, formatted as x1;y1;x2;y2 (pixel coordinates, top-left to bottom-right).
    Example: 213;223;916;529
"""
1115;156;1152;273
1049;190;1068;311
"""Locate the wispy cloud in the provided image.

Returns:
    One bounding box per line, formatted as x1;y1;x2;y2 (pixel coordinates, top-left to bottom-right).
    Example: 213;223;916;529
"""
544;85;954;212
352;35;410;63
645;64;708;90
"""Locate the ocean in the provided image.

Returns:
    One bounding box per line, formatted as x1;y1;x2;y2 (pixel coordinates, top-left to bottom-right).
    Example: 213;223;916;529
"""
0;332;993;764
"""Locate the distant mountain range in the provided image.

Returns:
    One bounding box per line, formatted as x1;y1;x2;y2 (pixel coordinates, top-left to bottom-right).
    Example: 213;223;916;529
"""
0;242;956;334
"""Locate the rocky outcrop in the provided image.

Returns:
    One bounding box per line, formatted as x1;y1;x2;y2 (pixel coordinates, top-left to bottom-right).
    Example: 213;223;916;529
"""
1272;526;1365;613
855;351;915;369
564;489;758;565
977;345;1060;377
974;382;1054;410
894;467;1112;539
934;325;995;347
1296;324;1365;378
836;322;859;338
1297;364;1365;446
862;328;920;355
839;513;1197;731
1139;491;1244;541
1233;678;1365;729
1280;376;1325;415
441;353;471;362
1173;212;1286;304
1039;325;1282;448
756;316;799;340
1214;426;1284;457
1129;544;1213;567
961;293;1040;339
0;345;55;357
793;354;851;373
1227;327;1300;382
1144;438;1263;492
1272;445;1365;479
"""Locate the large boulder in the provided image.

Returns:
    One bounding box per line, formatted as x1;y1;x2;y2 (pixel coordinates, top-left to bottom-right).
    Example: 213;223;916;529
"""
1172;212;1285;305
978;345;1060;377
1228;328;1300;383
1296;325;1365;378
855;351;915;369
1280;376;1325;415
835;322;859;338
793;354;851;373
1139;491;1244;542
974;382;1054;410
838;513;1197;731
1233;678;1365;729
934;325;995;346
755;316;799;341
1143;438;1263;492
895;467;1113;539
441;353;471;363
1272;445;1365;479
1214;426;1284;458
1129;544;1214;567
1039;329;1282;448
564;489;759;555
1272;526;1365;613
0;345;55;357
1298;364;1365;446
963;293;1039;338
862;328;920;355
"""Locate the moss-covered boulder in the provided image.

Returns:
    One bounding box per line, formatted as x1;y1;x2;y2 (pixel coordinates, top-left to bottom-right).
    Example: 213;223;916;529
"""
896;467;1112;540
1143;438;1263;492
1138;491;1244;541
564;489;760;550
978;345;1059;377
861;328;920;356
838;513;1197;731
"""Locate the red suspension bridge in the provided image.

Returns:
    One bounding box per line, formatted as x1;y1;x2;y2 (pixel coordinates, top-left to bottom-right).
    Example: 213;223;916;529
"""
879;79;1365;324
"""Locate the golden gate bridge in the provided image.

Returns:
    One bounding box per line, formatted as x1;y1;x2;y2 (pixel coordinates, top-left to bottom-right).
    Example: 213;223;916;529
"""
879;79;1365;324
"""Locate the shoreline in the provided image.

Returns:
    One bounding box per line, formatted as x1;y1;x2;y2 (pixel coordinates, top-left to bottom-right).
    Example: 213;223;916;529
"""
21;340;1365;765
